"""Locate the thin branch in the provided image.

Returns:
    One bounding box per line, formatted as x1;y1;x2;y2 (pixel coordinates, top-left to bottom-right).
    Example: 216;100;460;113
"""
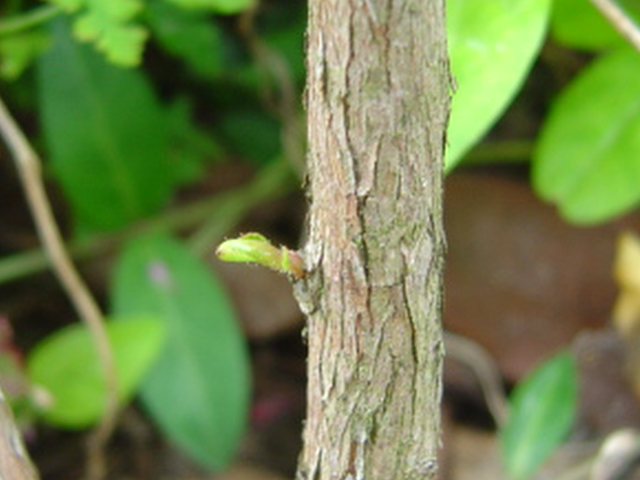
0;158;296;284
589;0;640;53
0;5;61;36
0;96;117;480
238;10;306;176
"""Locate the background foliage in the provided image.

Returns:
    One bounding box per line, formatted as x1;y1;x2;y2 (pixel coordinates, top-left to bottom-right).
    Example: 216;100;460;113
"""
0;0;639;477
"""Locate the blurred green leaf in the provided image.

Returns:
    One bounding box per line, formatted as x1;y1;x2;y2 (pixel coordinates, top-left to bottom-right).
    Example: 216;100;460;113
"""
0;30;50;80
111;233;250;471
73;12;147;67
45;0;148;66
446;0;552;169
501;350;577;480
27;316;165;429
551;0;640;51
146;0;223;78
163;0;255;15
38;19;173;232
533;47;640;224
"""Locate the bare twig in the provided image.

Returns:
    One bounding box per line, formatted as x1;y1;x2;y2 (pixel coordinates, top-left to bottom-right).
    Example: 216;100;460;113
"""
444;332;509;428
238;10;306;175
589;0;640;53
0;385;40;480
0;96;118;480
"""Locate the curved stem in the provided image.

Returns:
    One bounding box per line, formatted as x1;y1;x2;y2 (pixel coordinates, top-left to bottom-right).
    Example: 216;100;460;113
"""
238;10;306;176
0;5;61;36
0;96;117;480
444;332;508;428
589;0;640;53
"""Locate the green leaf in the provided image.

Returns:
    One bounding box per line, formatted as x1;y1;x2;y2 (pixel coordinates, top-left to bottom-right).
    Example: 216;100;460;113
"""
111;233;250;471
46;0;148;66
27;316;165;429
0;30;50;80
501;350;577;480
162;0;255;15
446;0;552;169
146;0;223;78
551;0;640;51
38;19;173;232
73;12;148;67
533;47;640;224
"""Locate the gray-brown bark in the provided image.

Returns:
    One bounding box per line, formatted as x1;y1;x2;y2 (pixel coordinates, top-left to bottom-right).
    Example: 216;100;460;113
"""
294;0;451;479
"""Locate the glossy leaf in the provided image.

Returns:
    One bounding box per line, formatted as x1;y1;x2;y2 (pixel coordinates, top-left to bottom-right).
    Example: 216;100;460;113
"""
533;48;640;224
551;0;640;51
27;316;165;429
145;0;223;78
111;233;250;471
501;351;577;479
163;0;255;15
446;0;552;169
38;19;173;232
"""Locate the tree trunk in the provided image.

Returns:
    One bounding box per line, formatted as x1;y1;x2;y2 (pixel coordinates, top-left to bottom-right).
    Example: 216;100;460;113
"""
294;1;451;479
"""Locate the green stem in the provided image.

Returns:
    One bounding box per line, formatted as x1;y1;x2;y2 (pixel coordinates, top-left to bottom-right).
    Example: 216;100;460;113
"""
0;160;297;285
0;5;62;36
459;140;534;166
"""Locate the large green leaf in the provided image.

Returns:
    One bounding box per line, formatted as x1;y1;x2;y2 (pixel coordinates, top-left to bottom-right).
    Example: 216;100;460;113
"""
38;19;173;232
501;351;577;479
551;0;640;51
533;47;640;224
27;316;165;429
111;233;250;471
446;0;552;169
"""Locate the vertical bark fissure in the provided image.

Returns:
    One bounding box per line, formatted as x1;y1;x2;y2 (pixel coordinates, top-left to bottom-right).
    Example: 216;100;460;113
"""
295;0;450;479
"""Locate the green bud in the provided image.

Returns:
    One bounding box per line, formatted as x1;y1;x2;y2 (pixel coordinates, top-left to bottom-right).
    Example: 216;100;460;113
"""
216;233;304;279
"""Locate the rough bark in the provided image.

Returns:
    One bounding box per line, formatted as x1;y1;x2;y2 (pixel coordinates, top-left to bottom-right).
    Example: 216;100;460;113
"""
293;1;451;479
